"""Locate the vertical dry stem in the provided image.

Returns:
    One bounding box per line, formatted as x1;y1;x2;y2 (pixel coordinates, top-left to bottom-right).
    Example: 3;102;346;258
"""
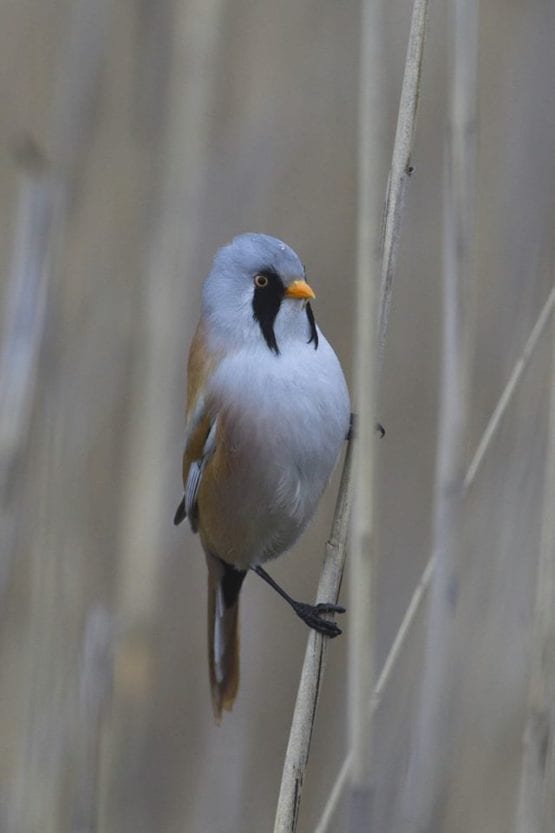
349;0;430;829
377;0;431;369
0;148;52;598
313;286;555;833
274;1;431;831
98;2;226;828
347;0;387;826
516;313;555;831
9;4;108;830
273;441;354;833
401;0;479;828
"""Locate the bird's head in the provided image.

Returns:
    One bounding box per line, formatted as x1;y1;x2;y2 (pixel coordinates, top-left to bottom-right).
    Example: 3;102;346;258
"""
202;233;318;354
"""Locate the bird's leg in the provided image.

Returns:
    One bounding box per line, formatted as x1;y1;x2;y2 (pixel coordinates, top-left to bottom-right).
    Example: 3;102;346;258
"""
251;565;345;638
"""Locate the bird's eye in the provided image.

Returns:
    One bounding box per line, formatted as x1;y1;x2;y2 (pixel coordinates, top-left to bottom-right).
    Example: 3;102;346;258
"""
254;274;269;288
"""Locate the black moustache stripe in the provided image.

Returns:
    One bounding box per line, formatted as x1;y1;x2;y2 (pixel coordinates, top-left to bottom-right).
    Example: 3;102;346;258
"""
306;302;319;350
252;267;284;354
252;269;319;354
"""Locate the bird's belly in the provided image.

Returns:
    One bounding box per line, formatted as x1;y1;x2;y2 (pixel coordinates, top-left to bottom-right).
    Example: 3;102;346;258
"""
197;342;350;569
199;410;346;569
198;437;332;569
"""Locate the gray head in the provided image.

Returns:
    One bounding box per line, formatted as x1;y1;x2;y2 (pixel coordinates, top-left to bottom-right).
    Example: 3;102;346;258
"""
202;233;318;354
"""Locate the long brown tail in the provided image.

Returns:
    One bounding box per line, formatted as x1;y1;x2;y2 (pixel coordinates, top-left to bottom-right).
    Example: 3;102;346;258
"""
206;554;246;722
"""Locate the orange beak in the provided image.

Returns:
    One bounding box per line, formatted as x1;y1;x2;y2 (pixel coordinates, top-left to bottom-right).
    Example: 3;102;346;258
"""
284;280;316;301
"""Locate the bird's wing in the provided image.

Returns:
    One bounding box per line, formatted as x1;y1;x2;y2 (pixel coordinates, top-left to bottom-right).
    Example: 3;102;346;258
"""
174;322;222;531
183;419;218;531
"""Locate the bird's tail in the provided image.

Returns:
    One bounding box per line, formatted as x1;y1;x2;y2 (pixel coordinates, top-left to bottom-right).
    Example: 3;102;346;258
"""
206;554;246;722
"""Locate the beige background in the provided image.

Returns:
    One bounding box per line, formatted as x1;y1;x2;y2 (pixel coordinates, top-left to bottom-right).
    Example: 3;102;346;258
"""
1;1;554;831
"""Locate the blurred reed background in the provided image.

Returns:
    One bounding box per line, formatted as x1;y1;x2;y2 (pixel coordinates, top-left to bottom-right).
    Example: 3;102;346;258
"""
1;1;555;832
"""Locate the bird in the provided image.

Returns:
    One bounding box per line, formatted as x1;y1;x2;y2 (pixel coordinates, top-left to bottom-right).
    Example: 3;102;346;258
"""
174;233;351;721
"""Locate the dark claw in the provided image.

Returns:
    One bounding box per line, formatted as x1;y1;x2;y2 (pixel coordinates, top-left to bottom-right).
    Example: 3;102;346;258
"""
314;603;346;614
375;422;385;438
291;600;345;638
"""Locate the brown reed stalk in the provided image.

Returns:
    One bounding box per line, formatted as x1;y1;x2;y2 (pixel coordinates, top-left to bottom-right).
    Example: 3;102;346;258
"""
273;1;431;830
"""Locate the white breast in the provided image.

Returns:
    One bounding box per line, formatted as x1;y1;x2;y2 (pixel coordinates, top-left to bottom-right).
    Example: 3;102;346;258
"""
206;332;350;565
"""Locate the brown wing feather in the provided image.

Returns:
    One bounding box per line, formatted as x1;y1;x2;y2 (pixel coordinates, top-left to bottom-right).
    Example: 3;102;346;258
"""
182;321;222;484
181;323;245;720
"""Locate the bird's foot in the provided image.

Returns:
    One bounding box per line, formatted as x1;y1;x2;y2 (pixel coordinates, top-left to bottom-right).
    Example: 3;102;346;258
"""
290;600;345;638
